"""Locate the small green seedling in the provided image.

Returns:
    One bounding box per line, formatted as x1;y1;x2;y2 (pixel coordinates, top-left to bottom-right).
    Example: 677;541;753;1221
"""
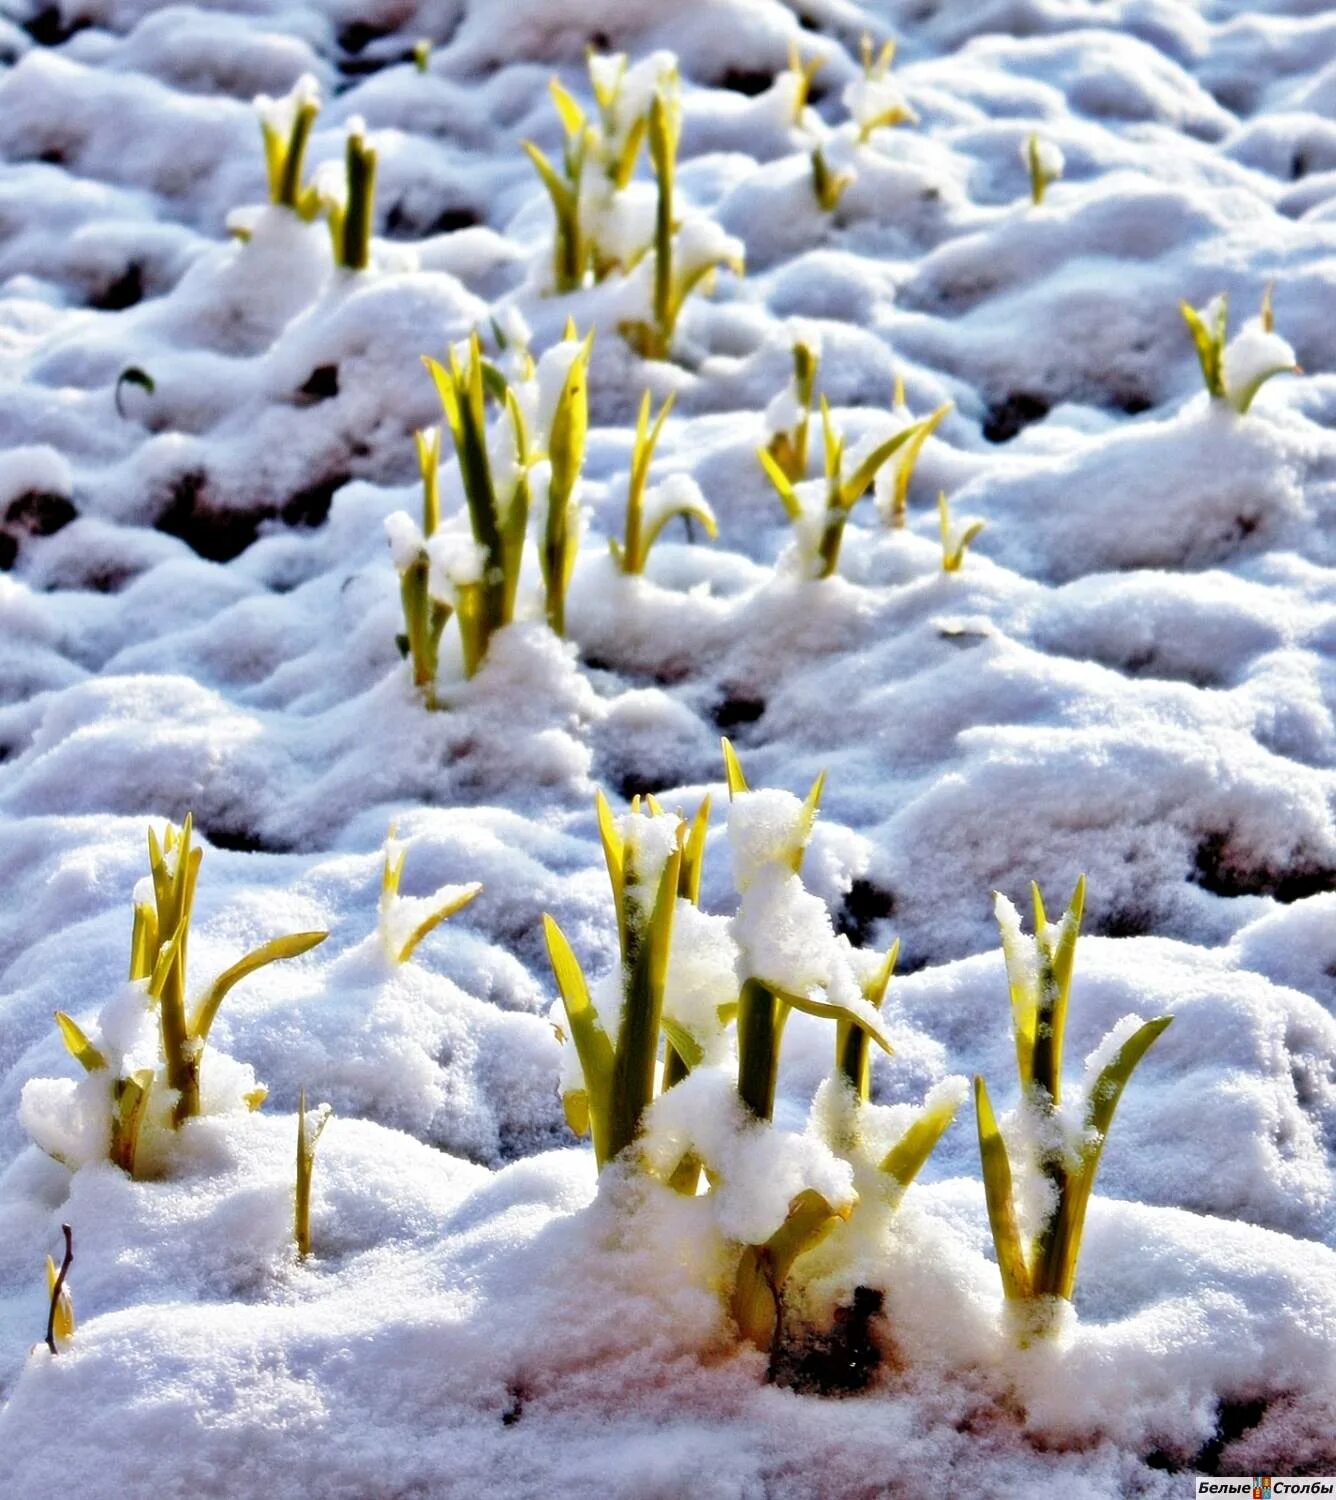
723;740;895;1122
55;817;326;1156
879;376;952;529
733;1187;851;1354
1024;132;1063;205
766;340;820;483
388;428;452;707
1181;286;1300;415
524;79;593;292
379;825;482;965
811;145;854;213
413;39;431;73
587;52;651;189
295;1088;331;1260
324;120;378;271
620;79;745;360
257;75;322;219
758;398;929;578
974;877;1172;1339
610;390;718;573
782;42;825;127
845;34;916;145
422;335;531;672
544;793;684;1168
114;366;154;420
539;324;594;636
938;491;984;573
44;1223;74;1355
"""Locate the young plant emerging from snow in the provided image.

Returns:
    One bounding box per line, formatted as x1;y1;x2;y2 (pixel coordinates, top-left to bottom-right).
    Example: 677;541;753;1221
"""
758;398;929;578
536;323;594;636
256;74;322;220
295;1089;331;1260
387;429;451;706
780;41;825;129
938;491;984;573
1180;287;1299;415
874;375;952;530
544;793;684;1168
379;824;482;965
524;79;595;292
1023;133;1063;206
974;878;1172;1341
844;35;916;145
765;337;820;483
620;77;746;361
610;390;717;573
321;119;378;272
27;817;326;1178
810;146;854;214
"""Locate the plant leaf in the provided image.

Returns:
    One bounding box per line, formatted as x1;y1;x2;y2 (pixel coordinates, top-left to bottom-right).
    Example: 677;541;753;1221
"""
192;931;328;1041
974;1076;1030;1300
757;446;804;522
395;883;483;965
54;1012;106;1073
542;914;614;1142
721;737;749;797
880;1091;961;1187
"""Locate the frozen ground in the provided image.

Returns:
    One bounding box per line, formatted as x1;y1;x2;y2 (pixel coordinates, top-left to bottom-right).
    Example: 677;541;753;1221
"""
0;0;1334;1494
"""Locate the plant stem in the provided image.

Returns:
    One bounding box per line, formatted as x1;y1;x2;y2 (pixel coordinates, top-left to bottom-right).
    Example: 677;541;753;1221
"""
737;979;785;1121
44;1224;73;1355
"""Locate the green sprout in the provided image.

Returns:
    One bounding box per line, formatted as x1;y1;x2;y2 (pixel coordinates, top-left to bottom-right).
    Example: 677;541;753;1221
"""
620;78;745;360
844;35;916;145
54;816;327;1165
1180;286;1300;415
114;366;154;420
783;41;826;127
1024;132;1063;206
722;740;894;1123
256;75;322;219
811;145;854;214
543;792;684;1169
295;1088;331;1260
877;376;952;529
733;1188;852;1354
412;39;431;73
974;878;1173;1339
387;428;452;707
766;339;820;484
422;335;531;673
379;824;482;965
539;324;594;637
938;490;984;573
587;52;651;189
610;390;718;574
44;1224;74;1355
523;79;593;293
323;120;378;272
757;398;929;578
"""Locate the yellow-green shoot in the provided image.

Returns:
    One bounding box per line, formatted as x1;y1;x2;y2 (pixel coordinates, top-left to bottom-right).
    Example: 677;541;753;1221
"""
620;78;745;360
974;877;1172;1339
324;120;378;272
757;398;929;578
1024;133;1063;206
544;792;684;1168
388;428;452;707
811;146;854;214
878;376;953;529
733;1188;852;1354
845;35;916;145
295;1088;331;1260
379;824;482;965
539;324;594;636
256;75;321;219
723;740;894;1122
610;391;718;573
938;491;984;573
422;335;532;673
766;340;820;484
55;816;327;1154
44;1224;74;1355
412;39;431;73
523;79;593;293
1181;287;1300;415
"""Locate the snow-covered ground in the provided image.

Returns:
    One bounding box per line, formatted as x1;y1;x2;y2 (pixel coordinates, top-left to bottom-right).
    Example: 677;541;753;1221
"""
0;0;1334;1494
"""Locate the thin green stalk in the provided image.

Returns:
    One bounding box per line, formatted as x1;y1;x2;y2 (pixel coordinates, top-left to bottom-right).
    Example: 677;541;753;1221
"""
737;979;786;1121
340;131;377;271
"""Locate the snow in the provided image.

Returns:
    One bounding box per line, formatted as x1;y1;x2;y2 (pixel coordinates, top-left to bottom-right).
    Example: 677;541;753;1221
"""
0;0;1334;1493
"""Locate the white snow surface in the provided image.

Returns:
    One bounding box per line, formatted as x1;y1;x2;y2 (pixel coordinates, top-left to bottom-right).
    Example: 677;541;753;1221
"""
0;0;1334;1494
